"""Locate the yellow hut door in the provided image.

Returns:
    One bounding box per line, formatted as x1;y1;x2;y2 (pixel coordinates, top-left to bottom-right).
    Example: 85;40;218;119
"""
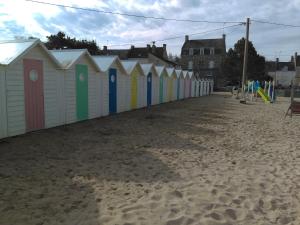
131;72;138;109
168;77;173;101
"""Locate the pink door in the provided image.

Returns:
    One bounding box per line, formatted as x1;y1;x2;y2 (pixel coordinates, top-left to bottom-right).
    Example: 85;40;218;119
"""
23;59;45;132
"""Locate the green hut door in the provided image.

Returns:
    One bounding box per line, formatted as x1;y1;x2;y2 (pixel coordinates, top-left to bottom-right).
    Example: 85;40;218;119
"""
76;64;88;120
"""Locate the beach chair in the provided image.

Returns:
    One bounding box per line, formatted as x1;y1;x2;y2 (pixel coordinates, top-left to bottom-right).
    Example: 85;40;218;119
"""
285;100;300;117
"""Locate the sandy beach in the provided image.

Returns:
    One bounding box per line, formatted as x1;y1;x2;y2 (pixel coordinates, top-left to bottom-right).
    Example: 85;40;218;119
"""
0;93;300;225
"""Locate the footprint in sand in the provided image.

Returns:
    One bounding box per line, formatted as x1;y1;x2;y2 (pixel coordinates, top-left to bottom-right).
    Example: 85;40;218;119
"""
224;208;237;220
167;190;184;199
165;216;194;225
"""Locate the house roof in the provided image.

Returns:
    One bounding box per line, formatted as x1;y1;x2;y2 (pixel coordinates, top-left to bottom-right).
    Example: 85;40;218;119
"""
93;56;126;74
182;38;225;49
265;61;295;72
50;49;100;71
99;45;177;66
121;60;144;75
0;39;61;67
100;49;129;59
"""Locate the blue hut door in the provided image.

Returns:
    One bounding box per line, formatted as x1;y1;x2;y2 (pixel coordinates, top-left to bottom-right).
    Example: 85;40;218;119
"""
109;68;117;114
147;72;152;106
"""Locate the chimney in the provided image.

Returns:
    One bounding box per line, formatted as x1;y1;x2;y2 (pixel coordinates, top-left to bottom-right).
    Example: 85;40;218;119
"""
222;34;226;40
163;44;166;51
185;35;189;42
152;43;156;54
131;45;134;50
276;58;279;71
103;45;107;54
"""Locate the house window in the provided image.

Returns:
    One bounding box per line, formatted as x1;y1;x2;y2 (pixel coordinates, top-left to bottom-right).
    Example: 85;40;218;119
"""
210;48;214;55
215;48;222;54
193;49;200;55
188;61;193;70
200;48;204;55
189;48;193;56
199;60;204;67
204;48;210;55
182;49;189;55
209;61;215;69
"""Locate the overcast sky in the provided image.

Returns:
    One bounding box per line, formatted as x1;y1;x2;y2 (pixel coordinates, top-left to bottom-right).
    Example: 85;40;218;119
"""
1;0;299;61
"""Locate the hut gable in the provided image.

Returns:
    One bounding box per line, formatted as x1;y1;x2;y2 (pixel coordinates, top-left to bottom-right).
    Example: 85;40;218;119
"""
121;61;144;76
93;56;126;75
141;64;158;77
175;69;183;79
155;66;167;77
182;70;188;79
166;68;175;78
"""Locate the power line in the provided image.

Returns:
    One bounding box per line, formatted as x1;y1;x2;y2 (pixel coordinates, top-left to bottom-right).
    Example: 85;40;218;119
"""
252;19;300;28
108;23;243;47
25;0;244;24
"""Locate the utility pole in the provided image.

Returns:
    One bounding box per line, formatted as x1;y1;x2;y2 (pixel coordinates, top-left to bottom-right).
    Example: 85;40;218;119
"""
240;18;250;103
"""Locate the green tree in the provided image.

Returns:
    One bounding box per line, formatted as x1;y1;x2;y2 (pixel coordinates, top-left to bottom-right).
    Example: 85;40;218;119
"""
45;31;101;55
223;38;267;85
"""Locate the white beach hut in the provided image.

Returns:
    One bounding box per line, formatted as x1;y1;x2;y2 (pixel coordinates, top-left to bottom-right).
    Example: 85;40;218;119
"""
175;69;183;101
180;71;187;99
195;79;200;97
0;39;64;139
204;79;208;96
155;66;168;104
141;64;159;106
93;56;128;115
189;71;196;97
166;68;176;102
184;71;190;99
200;79;204;96
121;60;145;109
50;49;102;123
210;79;214;94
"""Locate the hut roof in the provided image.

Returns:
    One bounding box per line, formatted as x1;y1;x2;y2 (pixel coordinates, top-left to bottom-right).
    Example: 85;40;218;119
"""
93;56;126;74
50;49;100;71
0;39;61;67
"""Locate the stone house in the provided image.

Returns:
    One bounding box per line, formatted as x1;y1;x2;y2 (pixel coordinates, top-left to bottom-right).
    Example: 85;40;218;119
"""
180;35;226;87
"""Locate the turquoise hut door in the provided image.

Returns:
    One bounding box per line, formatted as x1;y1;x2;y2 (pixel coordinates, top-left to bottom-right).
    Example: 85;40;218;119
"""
159;76;163;103
76;64;88;121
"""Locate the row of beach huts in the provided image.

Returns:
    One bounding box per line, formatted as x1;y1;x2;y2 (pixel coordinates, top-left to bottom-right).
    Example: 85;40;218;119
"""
0;39;213;139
